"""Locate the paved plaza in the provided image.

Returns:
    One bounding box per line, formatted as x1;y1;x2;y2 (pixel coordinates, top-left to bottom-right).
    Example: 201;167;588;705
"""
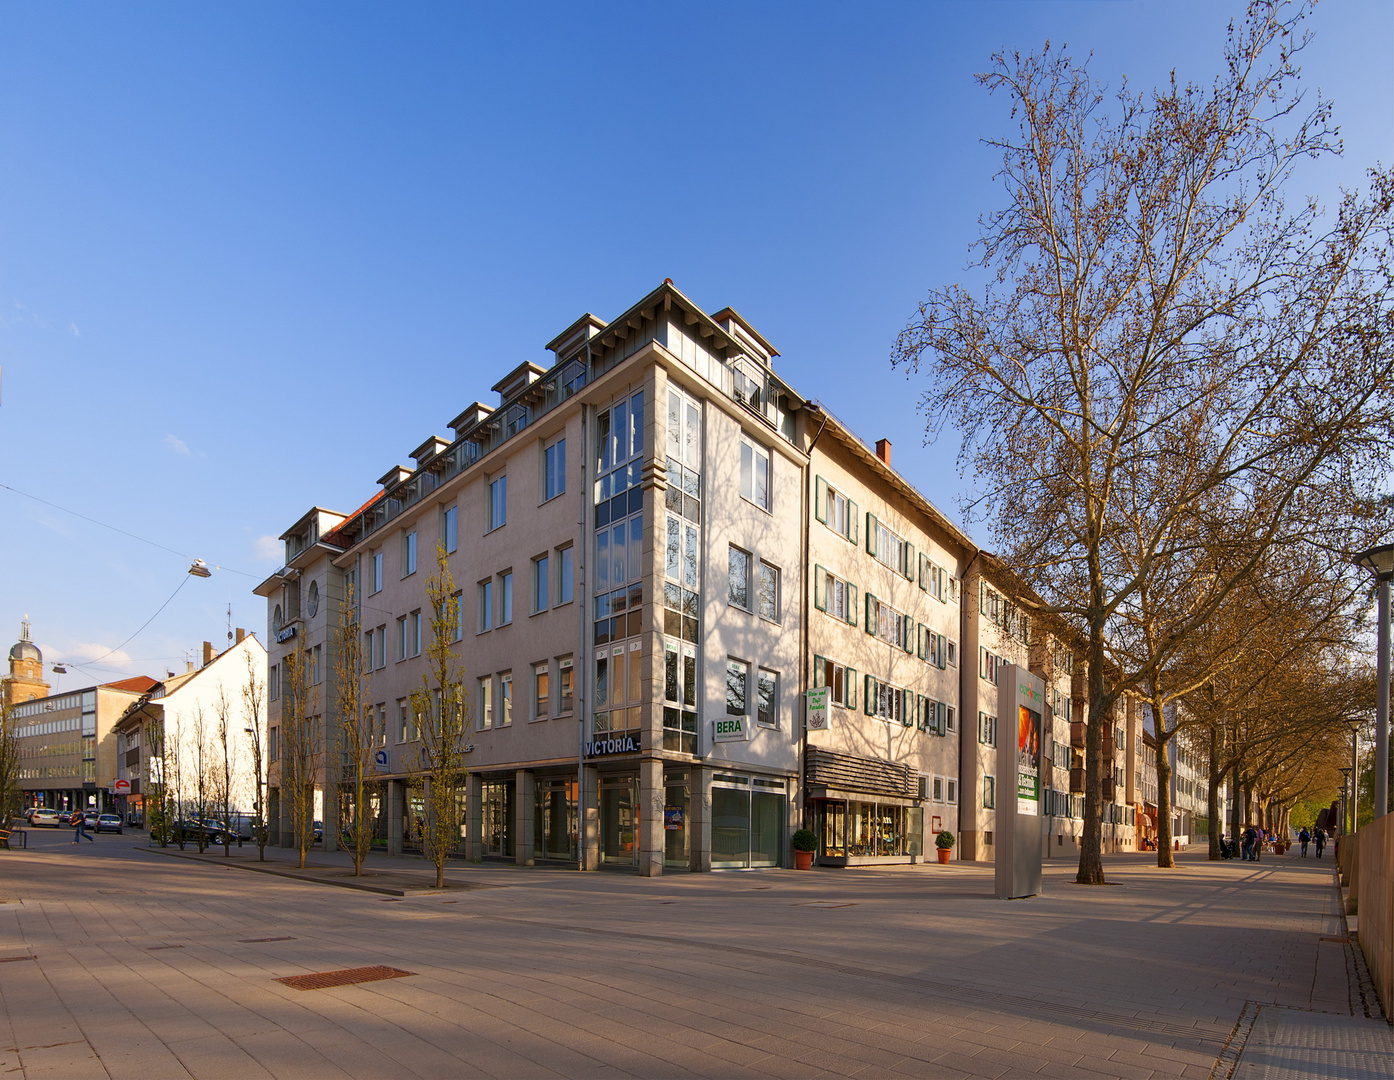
1;831;1391;1079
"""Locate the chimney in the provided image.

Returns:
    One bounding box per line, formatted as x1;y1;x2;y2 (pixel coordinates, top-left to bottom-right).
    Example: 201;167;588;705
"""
185;661;194;673
202;641;215;666
875;438;892;466
234;628;246;645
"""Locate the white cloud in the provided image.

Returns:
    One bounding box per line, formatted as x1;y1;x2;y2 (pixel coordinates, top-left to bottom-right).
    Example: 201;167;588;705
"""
68;322;81;337
64;643;135;667
254;535;282;562
164;434;190;456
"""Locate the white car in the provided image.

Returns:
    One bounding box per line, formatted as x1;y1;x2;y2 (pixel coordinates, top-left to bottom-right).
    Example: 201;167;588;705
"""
30;809;61;827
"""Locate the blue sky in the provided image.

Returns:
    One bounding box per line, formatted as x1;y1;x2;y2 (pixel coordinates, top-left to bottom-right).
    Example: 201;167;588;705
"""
1;1;1389;686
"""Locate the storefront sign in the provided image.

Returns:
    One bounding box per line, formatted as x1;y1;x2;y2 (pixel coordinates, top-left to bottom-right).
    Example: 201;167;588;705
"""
713;717;748;743
373;749;391;774
805;687;830;730
109;779;131;795
584;734;640;757
275;625;298;644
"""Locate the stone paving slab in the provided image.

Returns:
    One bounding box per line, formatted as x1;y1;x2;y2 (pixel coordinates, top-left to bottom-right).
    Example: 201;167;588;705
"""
0;830;1389;1077
1231;1006;1394;1080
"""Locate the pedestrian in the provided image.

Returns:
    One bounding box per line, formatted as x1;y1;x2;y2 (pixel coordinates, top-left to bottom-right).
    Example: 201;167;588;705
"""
73;814;94;843
1243;823;1260;861
1314;827;1326;859
1298;827;1310;857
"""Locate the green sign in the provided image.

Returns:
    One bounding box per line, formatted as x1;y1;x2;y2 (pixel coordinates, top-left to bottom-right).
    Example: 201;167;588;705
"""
806;687;830;730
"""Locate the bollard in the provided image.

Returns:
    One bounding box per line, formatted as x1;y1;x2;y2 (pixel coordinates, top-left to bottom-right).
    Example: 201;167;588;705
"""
1174;839;1180;851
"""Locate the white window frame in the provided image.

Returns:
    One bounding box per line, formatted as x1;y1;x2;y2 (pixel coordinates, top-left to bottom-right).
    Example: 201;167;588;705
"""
544;437;566;502
739;439;771;511
443;505;458;553
489;475;507;531
403;530;417;577
757;561;779;622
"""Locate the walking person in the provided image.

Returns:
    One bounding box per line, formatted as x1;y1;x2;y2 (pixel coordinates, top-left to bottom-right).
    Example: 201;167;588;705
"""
1299;827;1310;857
1314;827;1326;859
72;814;94;843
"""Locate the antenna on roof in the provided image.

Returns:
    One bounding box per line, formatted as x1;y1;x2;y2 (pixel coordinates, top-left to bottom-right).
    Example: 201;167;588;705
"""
227;603;233;643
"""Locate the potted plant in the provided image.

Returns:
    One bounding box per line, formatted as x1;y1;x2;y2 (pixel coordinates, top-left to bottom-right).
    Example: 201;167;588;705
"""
935;830;955;864
791;828;818;870
620;830;634;852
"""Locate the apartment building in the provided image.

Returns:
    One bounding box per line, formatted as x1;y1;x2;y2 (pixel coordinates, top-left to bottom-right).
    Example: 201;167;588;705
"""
5;621;156;816
257;282;812;874
112;633;267;827
804;418;971;865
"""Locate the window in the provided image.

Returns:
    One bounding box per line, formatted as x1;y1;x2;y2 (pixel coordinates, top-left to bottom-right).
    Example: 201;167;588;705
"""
450;591;463;642
306;580;320;618
814;477;857;542
726;659;749;716
740;439;770;510
979;647;1001;684
557;656;574;712
757;562;779;621
268;726;279;762
932;776;945;802
557;545;574;605
311;645;322;684
946;779;958;805
813;656;858;710
396;699;409;742
479;580;494;632
500;571;513;625
867;514;913;578
374;624;386;669
662;641;698;754
443;506;458;553
756;669;778;728
728;547;750;609
983;775;996;810
866;594;913;651
489;476;507;530
499;672;513;727
363;630;374;672
403;530;417;577
533;555;549;614
544;438;566;501
813;566;857;625
533;664;549;720
396;616;408;660
979;712;997;747
408;611;421;657
371;552;383;594
865;678;908;726
477;677;493;730
268;664;280;701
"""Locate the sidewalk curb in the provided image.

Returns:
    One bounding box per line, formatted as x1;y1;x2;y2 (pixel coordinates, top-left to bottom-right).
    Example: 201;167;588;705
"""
142;846;408;896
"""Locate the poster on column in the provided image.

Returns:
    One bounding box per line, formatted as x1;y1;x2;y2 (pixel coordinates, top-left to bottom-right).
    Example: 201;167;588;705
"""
1017;703;1041;814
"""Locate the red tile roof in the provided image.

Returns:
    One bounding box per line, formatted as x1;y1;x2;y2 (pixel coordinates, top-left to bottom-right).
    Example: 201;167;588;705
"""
102;675;160;693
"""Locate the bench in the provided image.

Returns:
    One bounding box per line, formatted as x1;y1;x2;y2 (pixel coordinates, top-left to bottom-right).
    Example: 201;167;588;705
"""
0;828;27;850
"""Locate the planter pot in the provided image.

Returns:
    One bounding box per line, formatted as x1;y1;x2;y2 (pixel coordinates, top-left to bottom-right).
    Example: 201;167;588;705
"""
936;847;952;864
794;849;814;870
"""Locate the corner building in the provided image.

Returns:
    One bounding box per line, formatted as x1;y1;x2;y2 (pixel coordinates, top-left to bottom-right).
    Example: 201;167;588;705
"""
260;283;813;873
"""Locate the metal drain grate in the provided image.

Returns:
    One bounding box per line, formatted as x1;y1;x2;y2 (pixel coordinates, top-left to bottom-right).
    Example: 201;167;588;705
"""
0;955;35;963
276;965;415;991
238;936;296;943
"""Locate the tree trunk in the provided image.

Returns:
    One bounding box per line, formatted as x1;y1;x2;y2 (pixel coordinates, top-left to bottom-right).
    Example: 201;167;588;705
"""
1230;762;1243;853
1155;735;1175;868
1207;725;1223;861
1077;629;1108;884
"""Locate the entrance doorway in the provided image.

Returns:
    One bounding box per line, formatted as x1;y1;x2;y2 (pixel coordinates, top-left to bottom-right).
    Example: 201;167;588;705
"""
534;777;577;861
711;774;785;868
482;779;514;858
599;774;637;866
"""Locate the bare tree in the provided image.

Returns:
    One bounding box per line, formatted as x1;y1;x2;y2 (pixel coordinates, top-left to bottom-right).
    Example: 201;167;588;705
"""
242;650;269;861
146;718;173;847
281;648;321;869
212;686;236;855
894;0;1394;883
334;581;378;876
188;703;214;854
411;543;469;889
0;702;20;827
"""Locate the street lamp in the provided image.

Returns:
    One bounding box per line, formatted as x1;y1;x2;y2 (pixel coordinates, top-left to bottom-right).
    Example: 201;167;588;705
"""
1353;543;1394;820
1339;767;1353;836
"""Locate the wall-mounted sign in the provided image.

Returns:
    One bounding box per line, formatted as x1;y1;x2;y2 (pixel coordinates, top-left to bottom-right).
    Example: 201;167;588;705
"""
373;749;391;774
713;716;748;743
664;806;684;830
584;734;640;757
110;779;131;795
274;625;298;644
805;687;830;730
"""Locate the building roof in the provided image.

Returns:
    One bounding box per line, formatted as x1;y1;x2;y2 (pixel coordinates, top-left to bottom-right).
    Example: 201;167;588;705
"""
102;675;159;694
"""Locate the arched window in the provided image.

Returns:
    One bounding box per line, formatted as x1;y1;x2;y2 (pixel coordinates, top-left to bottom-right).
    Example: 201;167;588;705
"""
273;604;283;631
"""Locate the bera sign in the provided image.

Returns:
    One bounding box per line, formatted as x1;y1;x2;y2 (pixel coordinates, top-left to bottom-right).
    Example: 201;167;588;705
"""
713;716;748;743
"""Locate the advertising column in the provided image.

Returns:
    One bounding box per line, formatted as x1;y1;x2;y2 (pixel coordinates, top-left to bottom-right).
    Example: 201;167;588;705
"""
995;664;1045;899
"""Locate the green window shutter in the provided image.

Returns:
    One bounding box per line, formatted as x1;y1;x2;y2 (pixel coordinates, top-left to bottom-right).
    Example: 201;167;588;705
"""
938;634;948;669
866;513;877;556
813;656;826;688
846;584;858;626
864;674;876;715
902;618;913;653
813;565;826;611
918;553;929;591
815;476;827;525
917;694;928;731
848;502;858;545
904;542;915;580
939;566;949;602
937;702;948;737
902;693;913;727
917;624;928;660
865;593;876;634
847;667;857;710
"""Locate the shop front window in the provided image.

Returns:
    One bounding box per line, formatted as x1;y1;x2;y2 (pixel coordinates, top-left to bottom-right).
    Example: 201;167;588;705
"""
711;775;785;868
482;779;513;858
533;778;577;861
600;775;638;866
664;770;689;869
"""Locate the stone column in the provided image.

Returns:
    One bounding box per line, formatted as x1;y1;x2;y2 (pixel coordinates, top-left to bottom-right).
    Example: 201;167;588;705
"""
386;778;403;856
515;769;535;866
690;765;712;872
580;764;599;870
639;757;663;877
465;772;482;861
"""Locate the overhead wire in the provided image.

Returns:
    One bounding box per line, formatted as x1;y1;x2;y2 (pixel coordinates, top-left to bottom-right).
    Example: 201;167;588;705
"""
0;481;260;578
80;574;193;668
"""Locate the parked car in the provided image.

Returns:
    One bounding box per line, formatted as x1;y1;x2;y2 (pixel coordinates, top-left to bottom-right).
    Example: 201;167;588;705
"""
60;810;83;825
30;809;61;827
83;811;99;826
313;820;324;842
95;814;123;834
172;819;228;844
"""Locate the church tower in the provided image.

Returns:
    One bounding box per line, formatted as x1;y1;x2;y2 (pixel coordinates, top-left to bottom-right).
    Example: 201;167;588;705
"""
3;617;50;709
